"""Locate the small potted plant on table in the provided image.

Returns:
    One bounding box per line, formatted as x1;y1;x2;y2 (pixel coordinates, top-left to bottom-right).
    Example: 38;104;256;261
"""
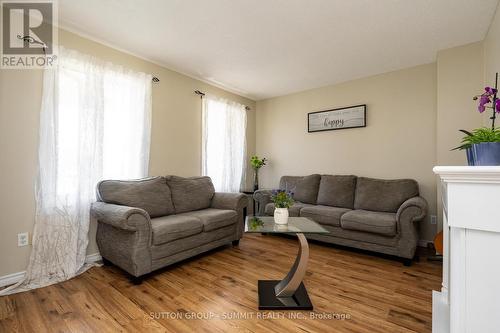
250;155;267;191
271;190;294;225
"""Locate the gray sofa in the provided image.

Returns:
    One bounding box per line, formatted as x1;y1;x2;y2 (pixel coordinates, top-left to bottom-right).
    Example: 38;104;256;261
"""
91;176;247;283
254;174;427;265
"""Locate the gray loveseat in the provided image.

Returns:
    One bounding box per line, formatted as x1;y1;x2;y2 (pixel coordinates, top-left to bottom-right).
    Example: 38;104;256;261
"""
91;176;247;283
254;174;427;265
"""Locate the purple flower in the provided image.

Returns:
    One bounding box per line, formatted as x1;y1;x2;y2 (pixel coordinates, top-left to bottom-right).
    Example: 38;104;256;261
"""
478;95;491;113
480;95;491;104
485;87;498;95
496;99;500;113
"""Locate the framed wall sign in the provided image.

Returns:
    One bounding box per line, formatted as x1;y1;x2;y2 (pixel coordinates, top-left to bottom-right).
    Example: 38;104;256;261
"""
307;104;366;133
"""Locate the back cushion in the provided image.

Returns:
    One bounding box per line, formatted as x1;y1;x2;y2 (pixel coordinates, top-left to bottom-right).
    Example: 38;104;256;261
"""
354;177;419;212
166;176;215;213
279;176;304;192
317;175;357;209
280;174;321;204
97;176;174;218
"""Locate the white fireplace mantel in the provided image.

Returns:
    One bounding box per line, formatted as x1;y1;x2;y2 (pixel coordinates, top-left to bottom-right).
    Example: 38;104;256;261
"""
433;166;500;333
434;166;500;183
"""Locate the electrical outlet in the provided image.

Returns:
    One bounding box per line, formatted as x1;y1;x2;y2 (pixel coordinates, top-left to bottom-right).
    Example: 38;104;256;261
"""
430;215;437;225
17;232;29;247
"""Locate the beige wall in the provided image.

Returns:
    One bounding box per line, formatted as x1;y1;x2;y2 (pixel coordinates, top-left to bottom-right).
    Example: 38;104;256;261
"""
485;4;500;93
436;42;485;167
0;29;256;277
0;69;42;277
256;64;438;242
485;3;500;99
435;42;485;231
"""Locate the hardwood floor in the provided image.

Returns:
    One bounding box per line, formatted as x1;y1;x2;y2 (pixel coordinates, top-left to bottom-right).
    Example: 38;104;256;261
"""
0;234;441;333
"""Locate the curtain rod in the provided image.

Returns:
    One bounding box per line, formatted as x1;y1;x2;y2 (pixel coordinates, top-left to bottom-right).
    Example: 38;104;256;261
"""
194;90;250;110
19;34;160;84
18;35;46;55
20;34;161;84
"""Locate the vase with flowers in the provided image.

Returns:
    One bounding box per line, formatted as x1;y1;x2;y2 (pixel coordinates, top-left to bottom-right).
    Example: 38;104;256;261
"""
250;155;267;191
271;189;294;225
455;73;500;165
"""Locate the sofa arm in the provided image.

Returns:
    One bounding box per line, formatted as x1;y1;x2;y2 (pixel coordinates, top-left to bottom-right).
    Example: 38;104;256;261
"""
253;189;272;216
211;192;247;211
395;196;428;259
91;202;151;231
396;196;428;222
91;202;153;277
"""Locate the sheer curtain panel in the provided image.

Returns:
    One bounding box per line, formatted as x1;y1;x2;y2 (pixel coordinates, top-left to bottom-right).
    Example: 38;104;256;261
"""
0;47;152;295
202;94;247;192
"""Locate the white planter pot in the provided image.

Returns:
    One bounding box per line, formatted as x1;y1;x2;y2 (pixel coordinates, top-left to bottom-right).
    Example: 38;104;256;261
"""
274;208;289;225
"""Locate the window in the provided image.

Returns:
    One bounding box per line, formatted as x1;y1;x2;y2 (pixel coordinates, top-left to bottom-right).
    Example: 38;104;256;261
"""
202;94;247;192
12;46;153;293
52;48;152;203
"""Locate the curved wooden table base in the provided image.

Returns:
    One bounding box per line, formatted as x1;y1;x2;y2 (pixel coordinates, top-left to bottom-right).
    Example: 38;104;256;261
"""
275;233;309;297
258;233;313;310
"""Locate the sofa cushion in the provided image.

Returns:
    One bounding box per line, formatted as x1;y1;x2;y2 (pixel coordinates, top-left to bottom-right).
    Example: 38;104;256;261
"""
97;176;174;218
288;174;321;204
317;175;357;209
151;224;237;260
151;215;203;245
354;177;419;213
340;210;397;236
181;208;237;232
166;176;215;213
264;202;314;217
300;205;351;227
279;176;304;192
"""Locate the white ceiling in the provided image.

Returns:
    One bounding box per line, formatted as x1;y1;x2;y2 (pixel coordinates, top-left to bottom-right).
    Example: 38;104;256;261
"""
59;0;499;100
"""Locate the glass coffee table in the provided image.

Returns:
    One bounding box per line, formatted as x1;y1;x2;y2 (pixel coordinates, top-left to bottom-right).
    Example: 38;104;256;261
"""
245;216;329;310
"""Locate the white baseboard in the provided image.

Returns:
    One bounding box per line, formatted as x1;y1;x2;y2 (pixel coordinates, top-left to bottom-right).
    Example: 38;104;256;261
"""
0;271;26;288
0;252;102;288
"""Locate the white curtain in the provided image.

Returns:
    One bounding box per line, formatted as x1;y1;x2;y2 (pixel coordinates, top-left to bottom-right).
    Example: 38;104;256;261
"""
0;47;152;295
202;94;247;192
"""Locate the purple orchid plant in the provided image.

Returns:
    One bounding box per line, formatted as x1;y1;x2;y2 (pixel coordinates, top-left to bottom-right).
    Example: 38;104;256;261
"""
474;86;500;115
455;76;500;152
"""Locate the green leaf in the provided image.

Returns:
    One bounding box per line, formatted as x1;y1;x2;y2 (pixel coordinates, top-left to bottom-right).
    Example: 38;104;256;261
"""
459;129;473;137
454;127;500;150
